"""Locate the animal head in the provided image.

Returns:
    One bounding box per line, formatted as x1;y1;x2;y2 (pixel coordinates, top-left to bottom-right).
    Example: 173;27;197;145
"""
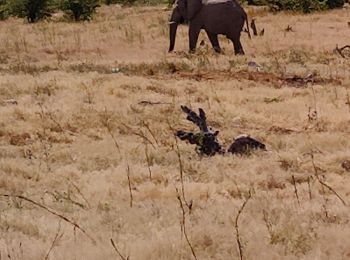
170;0;203;23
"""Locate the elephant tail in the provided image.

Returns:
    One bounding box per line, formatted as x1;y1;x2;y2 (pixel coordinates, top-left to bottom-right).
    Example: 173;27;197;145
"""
245;16;251;39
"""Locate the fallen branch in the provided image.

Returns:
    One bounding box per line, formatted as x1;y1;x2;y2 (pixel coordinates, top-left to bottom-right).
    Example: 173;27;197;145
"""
334;44;350;58
138;100;171;106
176;106;265;156
1;194;96;243
234;190;252;260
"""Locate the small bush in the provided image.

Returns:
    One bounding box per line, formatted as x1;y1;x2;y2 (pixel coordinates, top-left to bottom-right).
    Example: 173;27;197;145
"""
61;0;100;21
7;0;54;23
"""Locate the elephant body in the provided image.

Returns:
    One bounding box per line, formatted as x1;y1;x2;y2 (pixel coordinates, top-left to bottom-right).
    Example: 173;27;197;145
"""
169;0;249;54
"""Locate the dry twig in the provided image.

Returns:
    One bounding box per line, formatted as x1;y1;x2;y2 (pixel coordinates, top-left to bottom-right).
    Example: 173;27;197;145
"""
127;164;133;208
310;154;346;206
44;222;63;260
0;194;96;243
175;187;197;260
291;175;300;206
102;108;121;154
234;190;252;260
145;143;152;180
174;132;192;212
110;239;129;260
121;122;156;149
307;176;313;200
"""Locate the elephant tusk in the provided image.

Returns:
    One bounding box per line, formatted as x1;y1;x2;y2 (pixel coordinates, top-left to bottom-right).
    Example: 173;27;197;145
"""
168;21;177;24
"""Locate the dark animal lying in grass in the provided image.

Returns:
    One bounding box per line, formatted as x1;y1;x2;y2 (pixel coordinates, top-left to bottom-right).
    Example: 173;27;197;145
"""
176;106;266;156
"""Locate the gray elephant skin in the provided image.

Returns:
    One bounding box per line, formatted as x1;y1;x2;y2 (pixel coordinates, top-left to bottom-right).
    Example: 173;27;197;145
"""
169;0;250;55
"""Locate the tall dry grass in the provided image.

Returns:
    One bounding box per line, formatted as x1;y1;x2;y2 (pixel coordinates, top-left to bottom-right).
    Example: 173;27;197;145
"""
0;4;350;260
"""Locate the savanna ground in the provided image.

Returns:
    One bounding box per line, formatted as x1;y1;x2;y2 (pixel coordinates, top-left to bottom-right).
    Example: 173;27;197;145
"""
1;3;350;259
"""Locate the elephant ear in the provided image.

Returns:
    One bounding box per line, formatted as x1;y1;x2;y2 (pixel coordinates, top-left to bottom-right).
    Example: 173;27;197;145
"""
187;0;202;20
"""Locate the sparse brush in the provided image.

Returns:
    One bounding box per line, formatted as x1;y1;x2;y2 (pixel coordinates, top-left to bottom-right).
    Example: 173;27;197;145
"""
7;0;55;23
60;0;100;21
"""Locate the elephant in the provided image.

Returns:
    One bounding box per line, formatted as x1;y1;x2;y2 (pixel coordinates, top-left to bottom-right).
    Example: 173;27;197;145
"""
168;0;250;55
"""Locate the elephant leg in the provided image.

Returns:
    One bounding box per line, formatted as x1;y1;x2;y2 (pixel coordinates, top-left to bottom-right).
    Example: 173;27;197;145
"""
232;36;245;55
206;31;221;53
189;25;201;53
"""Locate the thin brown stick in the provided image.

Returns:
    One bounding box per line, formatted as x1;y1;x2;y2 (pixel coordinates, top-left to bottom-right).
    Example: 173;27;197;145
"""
145;143;152;180
262;209;273;239
307;176;312;200
142;121;159;146
345;87;350;113
101;107;121;154
174;135;192;212
110;239;129;260
1;194;96;243
68;180;91;209
175;188;197;260
291;175;300;206
126;164;133;208
310;154;346;206
44;222;63;260
121;123;156;149
234;190;252;260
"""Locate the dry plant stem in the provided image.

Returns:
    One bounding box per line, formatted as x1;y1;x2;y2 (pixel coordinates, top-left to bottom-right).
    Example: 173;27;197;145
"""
46;191;85;209
110;239;129;260
175;188;198;260
127;164;133;208
291;175;301;206
145;143;152;180
311;85;318;118
307;176;313;200
142;121;159;146
68;180;91;209
174;136;192;211
235;190;252;260
262;209;273;239
121;122;156;149
0;194;96;244
107;124;121;155
310;154;346;206
345;87;350;113
44;221;62;260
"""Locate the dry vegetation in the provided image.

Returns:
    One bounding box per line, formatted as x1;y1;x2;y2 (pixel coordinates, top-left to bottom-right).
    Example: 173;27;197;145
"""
1;4;350;260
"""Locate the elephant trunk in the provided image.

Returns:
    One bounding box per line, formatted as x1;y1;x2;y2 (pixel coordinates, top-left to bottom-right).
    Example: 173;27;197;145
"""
169;21;178;52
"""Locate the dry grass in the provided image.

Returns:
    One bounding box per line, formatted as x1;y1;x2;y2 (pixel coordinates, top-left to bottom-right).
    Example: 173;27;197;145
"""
1;4;350;260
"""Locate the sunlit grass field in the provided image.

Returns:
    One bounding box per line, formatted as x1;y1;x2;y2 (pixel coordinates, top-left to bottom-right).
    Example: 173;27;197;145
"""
0;4;350;259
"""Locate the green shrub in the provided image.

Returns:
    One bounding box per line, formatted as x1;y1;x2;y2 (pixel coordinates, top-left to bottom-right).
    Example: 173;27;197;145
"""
7;0;54;22
326;0;344;9
0;0;9;20
61;0;100;21
267;0;327;13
